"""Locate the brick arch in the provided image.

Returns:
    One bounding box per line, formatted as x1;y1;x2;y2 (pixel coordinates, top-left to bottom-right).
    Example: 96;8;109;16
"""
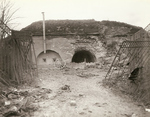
72;48;96;63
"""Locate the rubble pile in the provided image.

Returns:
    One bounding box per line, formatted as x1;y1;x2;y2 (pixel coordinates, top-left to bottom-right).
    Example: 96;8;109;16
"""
0;87;52;117
77;72;99;78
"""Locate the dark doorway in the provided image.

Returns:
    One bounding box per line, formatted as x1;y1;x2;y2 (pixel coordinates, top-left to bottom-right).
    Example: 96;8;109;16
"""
72;50;96;63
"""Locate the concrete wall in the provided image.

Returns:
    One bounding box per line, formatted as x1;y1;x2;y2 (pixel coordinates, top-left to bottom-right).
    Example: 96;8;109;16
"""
37;50;62;65
32;35;106;66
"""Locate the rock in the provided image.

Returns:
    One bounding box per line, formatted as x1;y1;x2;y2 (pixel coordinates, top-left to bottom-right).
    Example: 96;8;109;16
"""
3;106;19;117
9;106;18;111
79;112;85;115
4;100;11;106
88;110;92;113
94;102;101;107
38;88;52;94
7;93;19;99
60;85;71;92
0;99;5;106
19;91;29;97
79;94;84;97
145;108;150;112
131;113;138;117
70;100;77;106
8;87;18;92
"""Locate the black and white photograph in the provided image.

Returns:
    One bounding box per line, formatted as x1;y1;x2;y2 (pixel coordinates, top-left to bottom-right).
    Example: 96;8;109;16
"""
0;0;150;116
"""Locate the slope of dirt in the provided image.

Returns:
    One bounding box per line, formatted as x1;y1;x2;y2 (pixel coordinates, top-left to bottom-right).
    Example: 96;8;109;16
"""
1;67;150;117
31;67;148;117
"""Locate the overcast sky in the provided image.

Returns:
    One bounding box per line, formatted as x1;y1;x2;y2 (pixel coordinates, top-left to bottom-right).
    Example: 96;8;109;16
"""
10;0;150;30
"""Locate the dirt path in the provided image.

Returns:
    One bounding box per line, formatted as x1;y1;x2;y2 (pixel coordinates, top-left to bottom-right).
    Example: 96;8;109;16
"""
30;67;149;117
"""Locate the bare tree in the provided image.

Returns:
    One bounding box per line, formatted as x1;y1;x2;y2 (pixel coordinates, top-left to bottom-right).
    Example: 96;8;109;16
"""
0;0;19;39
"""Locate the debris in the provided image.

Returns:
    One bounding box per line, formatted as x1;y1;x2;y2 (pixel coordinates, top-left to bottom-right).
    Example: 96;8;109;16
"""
4;100;11;106
0;87;52;117
19;91;29;97
131;113;138;117
6;92;20;99
145;108;150;112
88;110;92;113
94;102;101;107
70;100;77;106
3;106;19;117
79;94;85;97
35;85;40;88
60;85;71;92
61;85;69;90
94;102;107;107
86;63;96;68
77;72;98;78
83;108;88;110
79;112;85;115
8;87;18;92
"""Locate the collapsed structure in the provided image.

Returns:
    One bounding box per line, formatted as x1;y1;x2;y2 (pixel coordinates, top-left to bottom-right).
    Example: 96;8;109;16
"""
0;19;144;87
24;20;105;67
21;20;141;67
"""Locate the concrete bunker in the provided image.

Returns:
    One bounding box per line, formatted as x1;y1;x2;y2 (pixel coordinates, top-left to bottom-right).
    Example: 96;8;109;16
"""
72;50;96;63
37;50;62;66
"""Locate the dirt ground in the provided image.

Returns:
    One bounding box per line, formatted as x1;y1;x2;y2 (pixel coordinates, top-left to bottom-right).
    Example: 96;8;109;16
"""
1;65;150;117
29;66;149;117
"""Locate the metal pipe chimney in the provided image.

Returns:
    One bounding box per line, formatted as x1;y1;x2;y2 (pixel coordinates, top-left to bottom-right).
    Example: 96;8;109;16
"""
42;12;46;53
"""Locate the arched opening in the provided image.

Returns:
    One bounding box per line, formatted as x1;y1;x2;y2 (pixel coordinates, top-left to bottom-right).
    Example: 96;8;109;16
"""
37;50;62;66
72;50;96;63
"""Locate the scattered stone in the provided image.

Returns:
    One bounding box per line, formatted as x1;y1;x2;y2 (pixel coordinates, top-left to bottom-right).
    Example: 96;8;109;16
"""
4;100;11;106
60;85;71;92
0;87;52;117
145;108;150;112
83;108;88;110
77;72;97;78
102;102;108;105
88;110;92;113
61;85;70;90
19;91;29;97
0;98;5;107
131;113;138;117
39;88;52;94
79;94;84;97
7;92;20;99
35;85;40;88
59;99;66;102
8;87;18;92
79;112;85;115
3;106;19;117
94;102;101;107
70;100;77;106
